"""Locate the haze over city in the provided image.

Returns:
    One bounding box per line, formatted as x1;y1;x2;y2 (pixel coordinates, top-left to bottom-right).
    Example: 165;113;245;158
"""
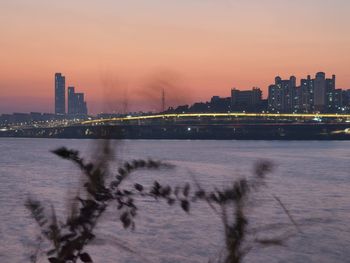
3;2;350;263
1;0;350;114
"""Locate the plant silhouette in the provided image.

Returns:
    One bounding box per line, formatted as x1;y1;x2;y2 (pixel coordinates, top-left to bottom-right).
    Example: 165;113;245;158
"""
26;142;299;263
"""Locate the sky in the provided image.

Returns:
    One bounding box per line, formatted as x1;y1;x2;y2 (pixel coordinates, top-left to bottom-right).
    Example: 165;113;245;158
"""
1;0;350;114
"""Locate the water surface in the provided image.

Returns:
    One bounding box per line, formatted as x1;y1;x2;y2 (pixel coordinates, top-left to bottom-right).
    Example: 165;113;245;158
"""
0;139;349;263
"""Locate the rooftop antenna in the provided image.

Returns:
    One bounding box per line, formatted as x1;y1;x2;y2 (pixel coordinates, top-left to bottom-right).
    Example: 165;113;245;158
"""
161;88;165;112
122;88;128;114
122;99;128;115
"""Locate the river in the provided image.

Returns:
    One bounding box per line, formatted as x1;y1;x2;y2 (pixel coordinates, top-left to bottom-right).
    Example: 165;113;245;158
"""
0;139;349;263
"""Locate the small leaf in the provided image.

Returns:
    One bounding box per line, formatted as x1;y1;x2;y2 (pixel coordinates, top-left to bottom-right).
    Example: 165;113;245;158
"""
181;200;190;213
183;183;190;197
120;212;131;229
147;160;159;168
80;252;93;262
123;190;132;195
167;198;175;205
161;185;171;197
134;183;143;192
52;147;78;159
46;249;56;256
195;190;205;199
124;162;132;172
118;168;126;176
48;257;59;263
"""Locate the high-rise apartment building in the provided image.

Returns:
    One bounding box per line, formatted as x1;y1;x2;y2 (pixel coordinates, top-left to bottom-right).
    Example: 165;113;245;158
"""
300;75;314;112
313;72;327;111
67;86;88;115
75;93;88;115
67;86;75;114
325;75;338;112
268;72;340;113
268;76;296;112
55;73;66;114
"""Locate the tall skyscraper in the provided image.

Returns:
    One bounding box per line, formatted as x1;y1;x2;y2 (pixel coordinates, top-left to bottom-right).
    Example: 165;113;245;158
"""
268;76;296;112
326;75;336;111
75;93;88;115
67;86;75;114
55;73;66;114
67;86;88;115
300;75;314;112
313;72;326;112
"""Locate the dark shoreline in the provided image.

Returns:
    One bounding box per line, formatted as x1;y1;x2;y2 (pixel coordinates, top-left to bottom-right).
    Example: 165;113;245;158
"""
1;122;350;140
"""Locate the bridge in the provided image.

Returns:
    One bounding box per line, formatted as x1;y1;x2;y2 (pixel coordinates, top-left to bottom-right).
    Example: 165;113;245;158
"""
81;112;350;125
2;112;350;140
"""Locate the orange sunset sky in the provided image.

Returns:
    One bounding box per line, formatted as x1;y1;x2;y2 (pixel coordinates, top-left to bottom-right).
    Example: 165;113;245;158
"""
1;0;350;114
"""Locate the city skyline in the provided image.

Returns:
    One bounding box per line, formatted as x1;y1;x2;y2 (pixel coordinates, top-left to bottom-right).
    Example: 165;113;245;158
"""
1;71;350;115
54;73;88;115
1;1;350;114
2;71;349;117
2;3;350;263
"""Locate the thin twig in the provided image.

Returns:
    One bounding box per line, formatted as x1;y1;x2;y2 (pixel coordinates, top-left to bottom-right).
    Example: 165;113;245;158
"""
272;195;302;233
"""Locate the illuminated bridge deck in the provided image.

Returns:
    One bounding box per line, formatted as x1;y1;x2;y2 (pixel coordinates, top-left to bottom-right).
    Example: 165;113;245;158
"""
2;112;350;140
81;112;350;125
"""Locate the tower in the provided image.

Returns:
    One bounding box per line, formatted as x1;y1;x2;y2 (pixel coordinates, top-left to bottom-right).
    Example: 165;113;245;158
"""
161;88;165;112
55;73;66;114
68;86;75;114
314;72;326;112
